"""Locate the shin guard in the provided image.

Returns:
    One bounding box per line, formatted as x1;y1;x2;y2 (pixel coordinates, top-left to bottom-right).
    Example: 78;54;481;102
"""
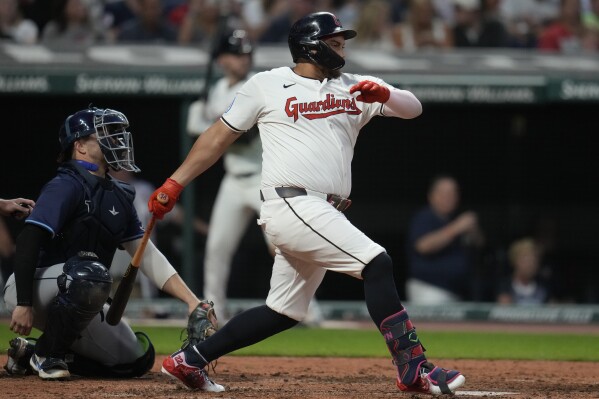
379;309;426;387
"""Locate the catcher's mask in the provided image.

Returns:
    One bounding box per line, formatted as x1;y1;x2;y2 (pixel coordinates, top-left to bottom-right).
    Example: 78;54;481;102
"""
59;106;140;172
288;12;356;71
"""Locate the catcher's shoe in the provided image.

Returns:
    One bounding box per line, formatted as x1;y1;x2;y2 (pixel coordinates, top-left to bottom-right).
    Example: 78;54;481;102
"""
161;349;224;392
4;337;36;375
30;353;70;380
397;362;465;395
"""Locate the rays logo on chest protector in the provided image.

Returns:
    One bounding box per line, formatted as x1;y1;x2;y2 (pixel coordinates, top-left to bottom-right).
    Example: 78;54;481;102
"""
285;94;362;122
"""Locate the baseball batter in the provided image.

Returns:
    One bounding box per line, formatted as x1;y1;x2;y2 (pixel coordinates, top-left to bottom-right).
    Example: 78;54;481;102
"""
150;12;466;395
3;107;212;384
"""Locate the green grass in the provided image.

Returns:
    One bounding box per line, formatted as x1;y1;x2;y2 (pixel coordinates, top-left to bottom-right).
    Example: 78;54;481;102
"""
1;322;598;362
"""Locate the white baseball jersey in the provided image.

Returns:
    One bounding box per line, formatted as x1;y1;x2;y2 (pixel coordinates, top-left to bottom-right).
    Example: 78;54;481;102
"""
221;67;388;198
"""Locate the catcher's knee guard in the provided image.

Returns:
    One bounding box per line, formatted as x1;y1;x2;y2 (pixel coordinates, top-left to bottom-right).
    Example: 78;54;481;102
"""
380;309;426;387
69;331;155;378
36;253;112;358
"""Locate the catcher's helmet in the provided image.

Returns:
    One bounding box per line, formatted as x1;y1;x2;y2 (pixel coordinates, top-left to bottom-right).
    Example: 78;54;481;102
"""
288;12;356;70
59;106;140;172
214;29;253;58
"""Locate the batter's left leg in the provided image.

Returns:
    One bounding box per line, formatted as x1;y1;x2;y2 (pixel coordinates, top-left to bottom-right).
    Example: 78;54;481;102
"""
161;304;296;391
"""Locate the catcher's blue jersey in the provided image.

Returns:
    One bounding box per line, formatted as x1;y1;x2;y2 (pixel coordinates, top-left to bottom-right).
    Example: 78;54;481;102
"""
25;161;144;268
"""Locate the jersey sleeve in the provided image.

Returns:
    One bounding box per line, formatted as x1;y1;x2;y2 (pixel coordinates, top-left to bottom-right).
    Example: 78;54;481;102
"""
114;179;145;243
25;176;82;238
220;75;264;132
120;204;144;243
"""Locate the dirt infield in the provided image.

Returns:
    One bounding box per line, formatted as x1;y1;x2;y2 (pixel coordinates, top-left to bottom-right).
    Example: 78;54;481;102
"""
1;355;598;398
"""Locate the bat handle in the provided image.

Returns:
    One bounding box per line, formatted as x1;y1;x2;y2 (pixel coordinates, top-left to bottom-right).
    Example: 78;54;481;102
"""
157;192;169;205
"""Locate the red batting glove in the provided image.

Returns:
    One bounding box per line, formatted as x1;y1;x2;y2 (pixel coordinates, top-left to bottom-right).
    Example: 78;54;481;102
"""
148;178;184;219
349;80;390;103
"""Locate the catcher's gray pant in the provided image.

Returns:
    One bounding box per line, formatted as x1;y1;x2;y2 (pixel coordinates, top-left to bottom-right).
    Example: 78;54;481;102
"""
3;264;145;366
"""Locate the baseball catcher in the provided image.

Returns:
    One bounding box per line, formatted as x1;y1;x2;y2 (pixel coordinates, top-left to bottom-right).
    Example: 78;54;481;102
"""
3;106;217;383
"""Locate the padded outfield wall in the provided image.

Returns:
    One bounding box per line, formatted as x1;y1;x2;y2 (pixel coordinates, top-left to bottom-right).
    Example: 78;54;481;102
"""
1;44;598;303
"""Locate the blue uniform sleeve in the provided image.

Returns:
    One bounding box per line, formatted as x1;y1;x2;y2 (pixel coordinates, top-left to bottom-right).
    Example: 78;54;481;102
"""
25;176;82;237
113;179;145;243
120;205;144;244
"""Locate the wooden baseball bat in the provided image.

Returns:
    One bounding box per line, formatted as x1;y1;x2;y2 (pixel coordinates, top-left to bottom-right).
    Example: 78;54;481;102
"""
105;193;167;325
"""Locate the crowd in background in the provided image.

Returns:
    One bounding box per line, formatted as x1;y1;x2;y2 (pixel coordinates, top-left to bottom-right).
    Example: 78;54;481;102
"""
1;0;599;53
1;0;596;307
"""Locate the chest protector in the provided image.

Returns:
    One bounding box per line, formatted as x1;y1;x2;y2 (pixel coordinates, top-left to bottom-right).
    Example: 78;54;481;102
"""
51;161;136;268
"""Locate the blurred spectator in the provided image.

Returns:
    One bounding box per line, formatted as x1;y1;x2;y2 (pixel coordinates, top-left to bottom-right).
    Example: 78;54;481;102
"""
241;0;287;41
500;0;560;27
175;0;248;46
0;0;38;44
117;0;177;43
432;0;456;24
499;0;560;48
353;0;396;50
537;0;584;52
496;238;551;305
259;0;317;43
103;0;138;41
41;0;104;46
320;0;360;28
392;0;453;51
583;0;599;29
406;175;485;304
581;0;599;50
452;0;510;47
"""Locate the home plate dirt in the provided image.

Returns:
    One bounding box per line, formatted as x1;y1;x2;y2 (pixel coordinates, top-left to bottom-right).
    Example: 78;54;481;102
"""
1;355;599;398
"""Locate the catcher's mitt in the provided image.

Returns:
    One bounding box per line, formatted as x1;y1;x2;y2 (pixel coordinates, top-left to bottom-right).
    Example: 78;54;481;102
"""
182;300;218;348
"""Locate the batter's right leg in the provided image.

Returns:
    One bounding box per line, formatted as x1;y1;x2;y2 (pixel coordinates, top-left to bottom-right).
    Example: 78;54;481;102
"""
362;253;465;395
